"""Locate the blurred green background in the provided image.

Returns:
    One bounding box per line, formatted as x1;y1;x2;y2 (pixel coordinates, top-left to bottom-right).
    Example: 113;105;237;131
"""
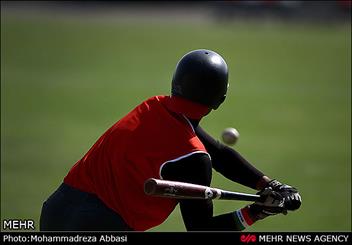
1;3;351;232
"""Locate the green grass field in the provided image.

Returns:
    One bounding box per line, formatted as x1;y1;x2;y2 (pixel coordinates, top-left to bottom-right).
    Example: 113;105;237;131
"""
1;13;351;231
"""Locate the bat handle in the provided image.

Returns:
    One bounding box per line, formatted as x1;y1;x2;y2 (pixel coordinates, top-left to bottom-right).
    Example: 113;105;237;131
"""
220;191;261;202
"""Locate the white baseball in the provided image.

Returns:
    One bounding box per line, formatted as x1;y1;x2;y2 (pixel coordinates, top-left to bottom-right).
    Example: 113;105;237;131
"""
221;127;240;145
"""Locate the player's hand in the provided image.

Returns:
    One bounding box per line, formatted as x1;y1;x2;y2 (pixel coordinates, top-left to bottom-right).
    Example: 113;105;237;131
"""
246;187;286;221
266;179;302;211
257;187;287;215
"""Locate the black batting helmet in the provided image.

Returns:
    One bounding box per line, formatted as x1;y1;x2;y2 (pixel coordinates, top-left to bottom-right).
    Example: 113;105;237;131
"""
171;49;229;109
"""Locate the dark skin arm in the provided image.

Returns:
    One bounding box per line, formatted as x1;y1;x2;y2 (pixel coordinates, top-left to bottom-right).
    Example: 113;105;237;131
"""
195;126;271;190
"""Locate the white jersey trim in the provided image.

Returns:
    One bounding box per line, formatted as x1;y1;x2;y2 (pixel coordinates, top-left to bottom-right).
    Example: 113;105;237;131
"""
159;151;211;179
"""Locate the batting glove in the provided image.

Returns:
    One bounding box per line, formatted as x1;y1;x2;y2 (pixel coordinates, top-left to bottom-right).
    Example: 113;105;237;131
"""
266;179;302;211
245;188;285;222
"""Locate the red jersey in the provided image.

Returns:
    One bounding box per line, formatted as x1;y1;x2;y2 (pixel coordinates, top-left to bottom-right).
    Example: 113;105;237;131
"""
64;95;209;231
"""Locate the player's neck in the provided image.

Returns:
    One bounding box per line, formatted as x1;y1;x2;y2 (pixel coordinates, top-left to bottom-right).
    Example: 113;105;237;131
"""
164;95;210;120
187;118;200;128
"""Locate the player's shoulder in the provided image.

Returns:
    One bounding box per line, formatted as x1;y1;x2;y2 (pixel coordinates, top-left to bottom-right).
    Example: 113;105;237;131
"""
136;95;200;139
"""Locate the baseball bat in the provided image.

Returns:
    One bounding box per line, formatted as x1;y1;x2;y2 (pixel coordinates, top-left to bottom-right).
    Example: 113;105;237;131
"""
144;178;260;202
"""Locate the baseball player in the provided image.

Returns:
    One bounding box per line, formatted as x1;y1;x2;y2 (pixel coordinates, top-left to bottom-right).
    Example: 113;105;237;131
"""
40;49;301;231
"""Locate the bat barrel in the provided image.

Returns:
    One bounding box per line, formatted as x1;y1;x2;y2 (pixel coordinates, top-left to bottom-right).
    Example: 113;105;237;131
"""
144;178;216;199
144;178;260;202
144;178;158;195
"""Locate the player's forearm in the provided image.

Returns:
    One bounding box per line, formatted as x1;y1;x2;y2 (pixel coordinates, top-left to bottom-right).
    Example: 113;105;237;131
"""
196;126;266;189
209;207;257;231
180;201;258;231
255;175;272;190
214;145;266;189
